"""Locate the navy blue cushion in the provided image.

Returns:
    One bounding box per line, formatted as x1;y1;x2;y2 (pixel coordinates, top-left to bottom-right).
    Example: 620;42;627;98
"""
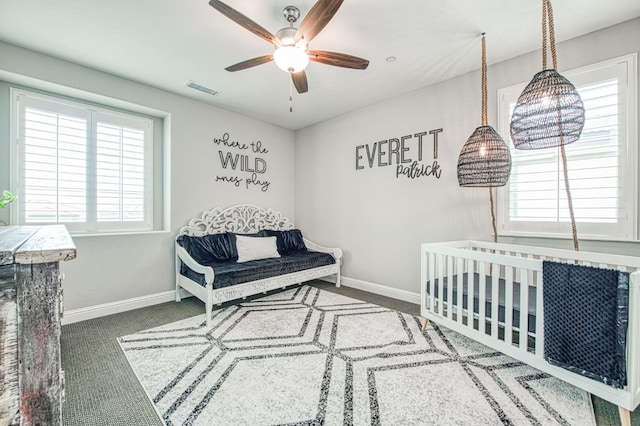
180;250;335;289
177;233;237;263
264;229;307;254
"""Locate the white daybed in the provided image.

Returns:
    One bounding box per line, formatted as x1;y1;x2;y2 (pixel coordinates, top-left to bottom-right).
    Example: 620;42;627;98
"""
175;205;342;326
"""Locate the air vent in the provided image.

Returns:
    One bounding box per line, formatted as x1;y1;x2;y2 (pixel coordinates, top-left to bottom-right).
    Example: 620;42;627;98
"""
185;80;219;96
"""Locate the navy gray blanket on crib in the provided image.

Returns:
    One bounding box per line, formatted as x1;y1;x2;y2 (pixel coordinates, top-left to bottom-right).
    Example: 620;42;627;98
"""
543;261;629;389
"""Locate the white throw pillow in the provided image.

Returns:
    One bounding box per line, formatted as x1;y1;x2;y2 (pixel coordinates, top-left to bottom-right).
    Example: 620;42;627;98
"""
236;235;281;263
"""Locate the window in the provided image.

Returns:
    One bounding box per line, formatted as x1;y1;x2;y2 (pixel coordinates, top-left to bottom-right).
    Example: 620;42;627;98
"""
11;89;154;233
497;54;637;241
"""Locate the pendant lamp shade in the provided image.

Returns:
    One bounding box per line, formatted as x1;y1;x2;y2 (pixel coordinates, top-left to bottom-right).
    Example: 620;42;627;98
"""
457;125;511;187
508;0;581;251
510;69;585;149
457;34;511;188
456;33;511;243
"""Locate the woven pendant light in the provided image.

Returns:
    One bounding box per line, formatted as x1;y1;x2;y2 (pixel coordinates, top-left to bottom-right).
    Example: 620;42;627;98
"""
510;69;584;149
457;126;511;187
510;0;582;250
457;34;511;242
510;0;585;150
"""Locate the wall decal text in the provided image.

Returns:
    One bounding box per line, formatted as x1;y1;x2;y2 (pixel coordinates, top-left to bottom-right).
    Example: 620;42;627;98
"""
355;128;443;180
214;132;271;192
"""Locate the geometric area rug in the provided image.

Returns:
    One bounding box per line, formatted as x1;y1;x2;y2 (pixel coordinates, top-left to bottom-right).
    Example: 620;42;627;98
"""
118;285;596;426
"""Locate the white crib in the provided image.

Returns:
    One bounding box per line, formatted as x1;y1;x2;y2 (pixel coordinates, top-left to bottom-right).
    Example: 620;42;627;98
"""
420;240;640;425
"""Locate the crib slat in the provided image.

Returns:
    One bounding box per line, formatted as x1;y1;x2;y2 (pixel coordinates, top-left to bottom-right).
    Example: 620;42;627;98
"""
505;266;514;345
467;259;475;328
478;261;486;333
447;255;453;320
519;268;529;350
456;256;464;324
428;253;435;313
437;254;444;316
421;248;427;312
535;270;544;357
491;261;499;339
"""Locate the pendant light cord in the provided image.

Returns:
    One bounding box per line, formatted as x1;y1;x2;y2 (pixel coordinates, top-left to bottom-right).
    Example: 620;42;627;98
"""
542;0;558;69
481;33;488;126
489;187;497;243
561;144;579;250
481;33;498;243
542;0;579;250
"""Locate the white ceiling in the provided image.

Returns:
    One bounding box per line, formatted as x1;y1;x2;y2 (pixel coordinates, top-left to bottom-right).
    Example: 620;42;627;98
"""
1;0;639;130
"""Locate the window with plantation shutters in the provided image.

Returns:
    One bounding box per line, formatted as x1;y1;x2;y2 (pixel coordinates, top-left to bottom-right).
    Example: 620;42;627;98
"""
95;119;147;223
12;89;153;233
497;54;637;241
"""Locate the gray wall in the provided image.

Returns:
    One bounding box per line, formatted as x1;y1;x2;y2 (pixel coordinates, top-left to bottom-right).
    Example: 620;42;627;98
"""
1;18;638;310
294;18;640;296
0;41;296;310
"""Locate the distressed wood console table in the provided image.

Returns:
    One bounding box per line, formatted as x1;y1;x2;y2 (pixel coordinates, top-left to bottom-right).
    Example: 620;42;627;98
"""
0;225;76;425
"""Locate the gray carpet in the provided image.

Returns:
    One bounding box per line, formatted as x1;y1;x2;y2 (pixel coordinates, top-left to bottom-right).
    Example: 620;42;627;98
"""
61;280;637;425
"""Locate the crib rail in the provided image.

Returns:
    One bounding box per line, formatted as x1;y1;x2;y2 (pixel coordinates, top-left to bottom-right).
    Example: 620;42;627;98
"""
420;240;640;413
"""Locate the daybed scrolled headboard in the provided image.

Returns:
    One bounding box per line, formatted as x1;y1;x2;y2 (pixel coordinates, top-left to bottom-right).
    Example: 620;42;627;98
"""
178;204;293;236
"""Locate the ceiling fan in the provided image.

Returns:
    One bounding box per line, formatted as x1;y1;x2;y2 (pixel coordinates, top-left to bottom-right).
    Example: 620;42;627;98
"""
209;0;369;96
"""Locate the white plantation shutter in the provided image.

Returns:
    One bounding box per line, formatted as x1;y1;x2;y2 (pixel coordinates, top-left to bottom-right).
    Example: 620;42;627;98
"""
498;55;637;241
96;120;147;223
22;106;88;225
13;89;153;233
509;79;619;222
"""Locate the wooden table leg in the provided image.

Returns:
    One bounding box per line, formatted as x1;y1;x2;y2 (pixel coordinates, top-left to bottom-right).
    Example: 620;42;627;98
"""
618;406;631;426
421;318;429;332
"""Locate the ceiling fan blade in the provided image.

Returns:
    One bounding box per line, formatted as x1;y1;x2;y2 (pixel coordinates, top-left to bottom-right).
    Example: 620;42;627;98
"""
291;71;308;94
209;0;280;46
295;0;344;43
225;55;273;72
308;50;369;70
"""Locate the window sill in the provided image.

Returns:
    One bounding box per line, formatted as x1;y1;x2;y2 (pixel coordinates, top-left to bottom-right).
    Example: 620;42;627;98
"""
498;235;640;257
499;230;638;244
69;229;172;238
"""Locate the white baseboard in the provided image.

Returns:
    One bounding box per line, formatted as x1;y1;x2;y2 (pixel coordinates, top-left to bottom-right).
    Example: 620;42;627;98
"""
323;276;420;305
62;289;191;325
63;277;420;325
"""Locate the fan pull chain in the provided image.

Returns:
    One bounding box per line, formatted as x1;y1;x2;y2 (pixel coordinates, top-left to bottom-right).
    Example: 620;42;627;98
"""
289;77;293;112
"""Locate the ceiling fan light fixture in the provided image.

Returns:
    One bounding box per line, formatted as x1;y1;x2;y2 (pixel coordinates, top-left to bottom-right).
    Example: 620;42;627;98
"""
274;45;309;73
276;27;298;46
209;0;368;94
